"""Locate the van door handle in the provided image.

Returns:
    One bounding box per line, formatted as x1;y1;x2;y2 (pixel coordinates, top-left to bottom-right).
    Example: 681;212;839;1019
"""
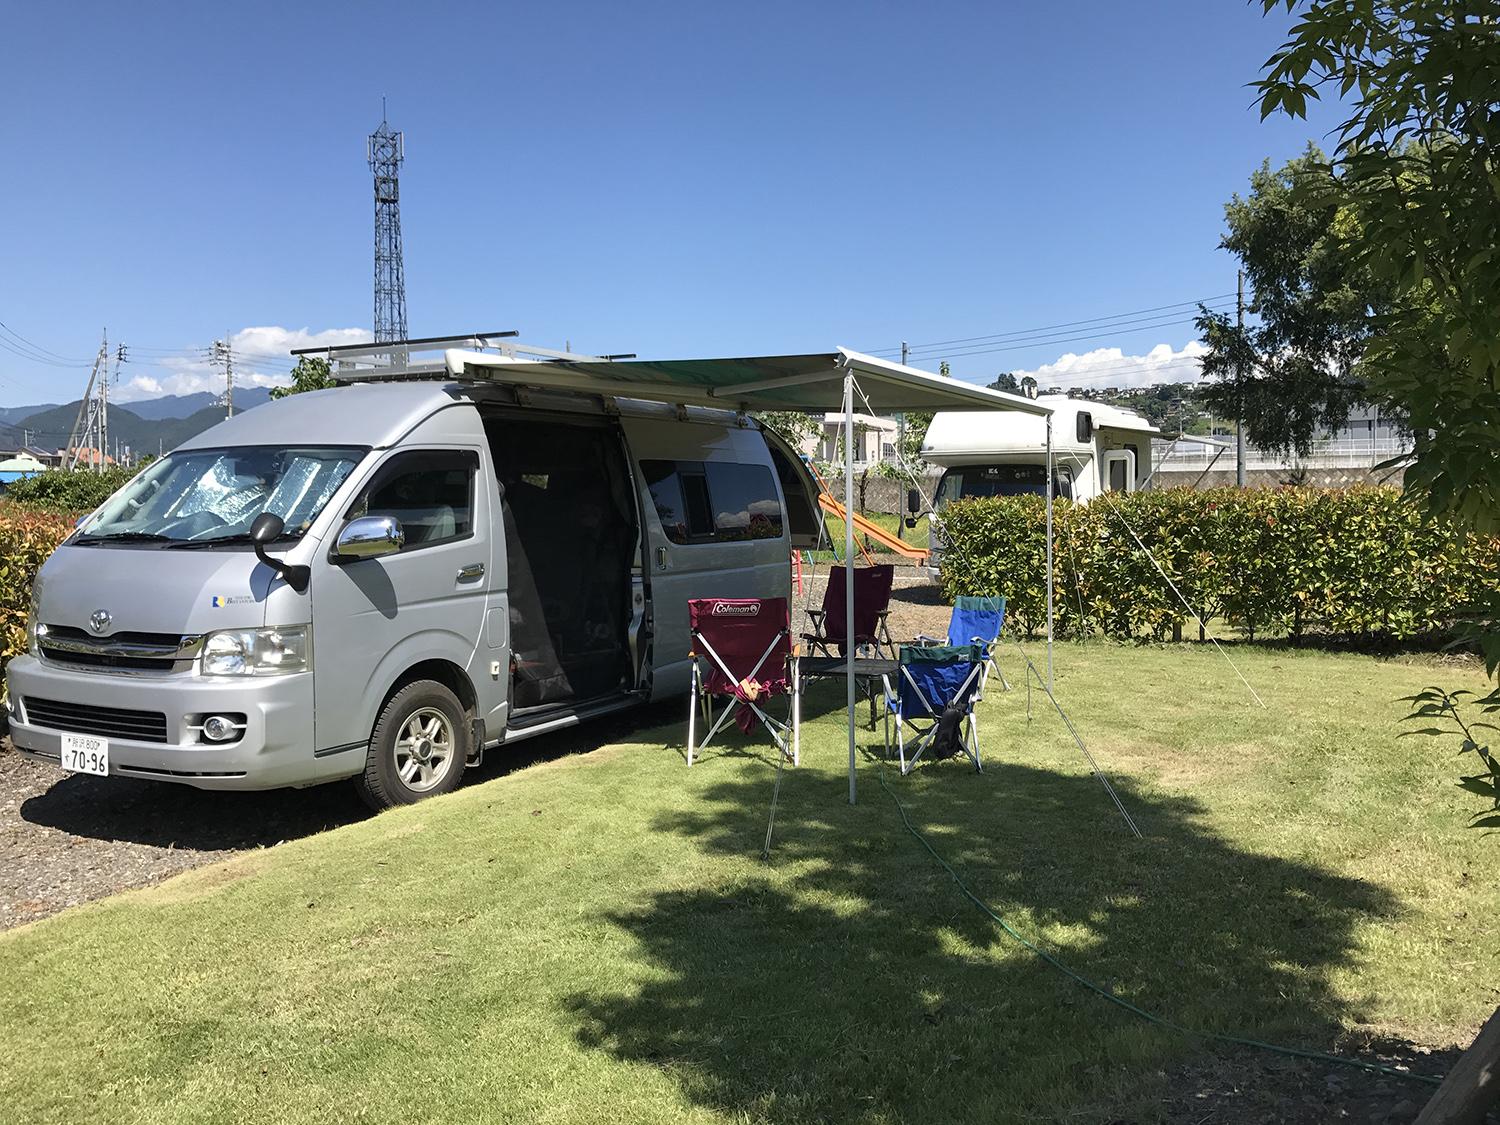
457;563;485;582
655;547;669;570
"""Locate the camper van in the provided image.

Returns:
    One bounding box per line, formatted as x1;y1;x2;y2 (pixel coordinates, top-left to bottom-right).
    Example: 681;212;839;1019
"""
919;395;1159;578
5;378;821;808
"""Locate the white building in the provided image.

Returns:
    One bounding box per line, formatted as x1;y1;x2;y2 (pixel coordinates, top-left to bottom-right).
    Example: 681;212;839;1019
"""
806;412;899;469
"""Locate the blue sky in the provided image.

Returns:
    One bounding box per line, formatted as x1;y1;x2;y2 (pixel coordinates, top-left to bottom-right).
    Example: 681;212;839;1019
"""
0;1;1346;407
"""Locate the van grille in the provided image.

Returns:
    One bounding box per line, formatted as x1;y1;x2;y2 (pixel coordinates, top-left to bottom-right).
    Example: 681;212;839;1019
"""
23;697;170;743
38;626;201;673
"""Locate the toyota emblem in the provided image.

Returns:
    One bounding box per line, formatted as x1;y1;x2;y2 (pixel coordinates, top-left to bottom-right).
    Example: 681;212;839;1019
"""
88;609;112;635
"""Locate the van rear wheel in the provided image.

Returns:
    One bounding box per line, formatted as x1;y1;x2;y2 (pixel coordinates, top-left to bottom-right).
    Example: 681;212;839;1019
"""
357;680;470;810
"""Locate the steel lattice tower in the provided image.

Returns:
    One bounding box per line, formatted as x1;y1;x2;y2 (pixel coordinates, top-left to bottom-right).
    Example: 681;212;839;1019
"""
368;108;408;344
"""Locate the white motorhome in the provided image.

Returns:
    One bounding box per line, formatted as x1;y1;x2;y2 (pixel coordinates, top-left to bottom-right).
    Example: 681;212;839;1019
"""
918;395;1159;577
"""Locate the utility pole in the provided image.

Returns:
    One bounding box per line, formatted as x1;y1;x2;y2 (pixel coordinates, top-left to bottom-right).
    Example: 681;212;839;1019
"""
894;340;911;540
1235;269;1247;487
66;331;109;471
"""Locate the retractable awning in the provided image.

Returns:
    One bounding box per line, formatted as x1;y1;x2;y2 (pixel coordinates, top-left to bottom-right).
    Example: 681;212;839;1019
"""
432;342;1053;806
442;347;1053;417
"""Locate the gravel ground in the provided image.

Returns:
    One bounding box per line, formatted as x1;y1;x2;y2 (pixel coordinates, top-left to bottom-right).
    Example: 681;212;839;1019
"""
794;562;951;645
0;699;686;932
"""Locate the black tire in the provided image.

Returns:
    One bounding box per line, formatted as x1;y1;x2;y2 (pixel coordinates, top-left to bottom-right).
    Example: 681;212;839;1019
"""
356;680;470;811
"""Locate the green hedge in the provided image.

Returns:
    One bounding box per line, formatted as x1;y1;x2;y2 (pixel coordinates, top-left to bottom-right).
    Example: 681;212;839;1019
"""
937;487;1500;641
3;465;141;515
0;509;77;674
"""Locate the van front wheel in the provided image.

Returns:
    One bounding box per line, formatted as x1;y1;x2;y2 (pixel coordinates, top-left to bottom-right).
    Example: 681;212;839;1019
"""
357;680;470;810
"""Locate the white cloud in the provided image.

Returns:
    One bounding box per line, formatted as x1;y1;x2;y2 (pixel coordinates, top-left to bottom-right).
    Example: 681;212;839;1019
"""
113;326;368;402
1012;340;1208;392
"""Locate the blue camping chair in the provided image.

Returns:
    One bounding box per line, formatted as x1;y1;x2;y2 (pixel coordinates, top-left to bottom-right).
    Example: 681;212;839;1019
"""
915;595;1009;697
884;644;986;775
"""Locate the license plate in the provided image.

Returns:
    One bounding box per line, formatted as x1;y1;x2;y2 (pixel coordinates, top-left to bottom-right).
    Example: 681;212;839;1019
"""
60;733;109;776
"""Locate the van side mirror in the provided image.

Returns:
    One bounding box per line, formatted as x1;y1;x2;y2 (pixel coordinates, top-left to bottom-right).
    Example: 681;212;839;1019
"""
906;488;922;515
249;513;311;593
334;515;405;562
1076;412;1094;443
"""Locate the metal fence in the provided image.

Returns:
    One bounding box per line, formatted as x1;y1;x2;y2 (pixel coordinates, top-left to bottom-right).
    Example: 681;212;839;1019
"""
1152;435;1411;471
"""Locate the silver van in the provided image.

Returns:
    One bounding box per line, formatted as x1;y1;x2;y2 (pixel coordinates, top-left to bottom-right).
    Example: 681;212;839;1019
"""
5;380;820;807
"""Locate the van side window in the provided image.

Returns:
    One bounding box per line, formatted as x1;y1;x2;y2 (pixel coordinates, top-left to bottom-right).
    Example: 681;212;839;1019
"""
705;462;783;541
347;449;478;550
641;459;783;544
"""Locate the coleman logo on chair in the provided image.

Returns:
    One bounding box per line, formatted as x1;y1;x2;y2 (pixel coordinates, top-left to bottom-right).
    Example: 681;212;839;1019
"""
710;602;760;616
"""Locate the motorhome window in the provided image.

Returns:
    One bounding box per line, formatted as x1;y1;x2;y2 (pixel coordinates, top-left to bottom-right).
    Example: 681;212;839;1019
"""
347;449;477;549
76;446;365;545
641;459;783;544
934;464;1073;506
1108;457;1129;492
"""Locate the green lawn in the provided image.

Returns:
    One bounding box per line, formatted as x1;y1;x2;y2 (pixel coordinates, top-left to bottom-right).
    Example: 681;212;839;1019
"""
813;510;930;561
2;641;1495;1123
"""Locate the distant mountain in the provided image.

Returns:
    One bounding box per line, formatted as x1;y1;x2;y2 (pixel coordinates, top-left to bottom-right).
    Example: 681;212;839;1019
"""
0;403;59;426
118;386;274;420
125;392;219;420
0;386;276;433
14;390;274;458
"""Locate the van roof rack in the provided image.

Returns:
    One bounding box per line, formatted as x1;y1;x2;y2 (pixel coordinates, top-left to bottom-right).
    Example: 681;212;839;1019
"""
289;331;634;384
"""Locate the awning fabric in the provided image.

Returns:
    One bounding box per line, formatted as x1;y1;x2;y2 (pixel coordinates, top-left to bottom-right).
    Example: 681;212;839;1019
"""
443;347;1052;417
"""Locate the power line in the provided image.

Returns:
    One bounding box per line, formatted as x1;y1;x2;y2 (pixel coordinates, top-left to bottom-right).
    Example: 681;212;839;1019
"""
908;314;1213;366
869;293;1235;357
0;320;94;364
896;305;1233;362
0;336;91;371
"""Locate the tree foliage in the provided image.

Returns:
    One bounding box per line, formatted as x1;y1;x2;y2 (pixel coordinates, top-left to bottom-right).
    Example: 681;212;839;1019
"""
269;356;338;400
1253;1;1500;534
752;411;821;454
1195;147;1387;454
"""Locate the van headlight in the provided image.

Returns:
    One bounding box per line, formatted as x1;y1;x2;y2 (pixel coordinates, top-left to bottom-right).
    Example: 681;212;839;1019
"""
200;626;311;676
25;585;42;656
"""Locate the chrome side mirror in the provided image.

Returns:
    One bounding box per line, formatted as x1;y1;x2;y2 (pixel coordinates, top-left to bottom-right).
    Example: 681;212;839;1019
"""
334;516;404;561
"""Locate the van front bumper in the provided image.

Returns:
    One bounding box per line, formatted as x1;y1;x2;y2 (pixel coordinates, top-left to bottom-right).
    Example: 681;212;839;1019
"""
4;655;352;791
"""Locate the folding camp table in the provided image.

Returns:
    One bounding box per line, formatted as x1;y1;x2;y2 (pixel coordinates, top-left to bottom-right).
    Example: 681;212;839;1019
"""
798;656;898;729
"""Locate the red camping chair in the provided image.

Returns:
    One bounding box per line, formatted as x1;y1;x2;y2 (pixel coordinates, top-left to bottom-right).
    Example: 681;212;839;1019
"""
802;564;896;658
687;597;800;767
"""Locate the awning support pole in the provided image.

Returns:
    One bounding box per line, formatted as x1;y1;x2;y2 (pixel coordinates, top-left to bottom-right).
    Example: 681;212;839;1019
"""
844;365;857;805
1045;414;1055;692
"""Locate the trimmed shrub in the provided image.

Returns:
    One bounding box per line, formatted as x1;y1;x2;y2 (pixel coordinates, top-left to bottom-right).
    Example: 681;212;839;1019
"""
0;508;76;674
938;487;1500;642
4;465;140;515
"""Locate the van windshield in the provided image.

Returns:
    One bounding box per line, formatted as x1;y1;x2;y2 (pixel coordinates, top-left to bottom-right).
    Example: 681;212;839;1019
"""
935;463;1073;507
76;446;367;545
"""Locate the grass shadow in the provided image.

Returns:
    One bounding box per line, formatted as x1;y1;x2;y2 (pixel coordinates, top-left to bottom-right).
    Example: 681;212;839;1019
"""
565;754;1427;1121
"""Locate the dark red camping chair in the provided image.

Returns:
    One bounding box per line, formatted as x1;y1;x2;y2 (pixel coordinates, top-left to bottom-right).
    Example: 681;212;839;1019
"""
802;564;896;658
687;597;800;766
